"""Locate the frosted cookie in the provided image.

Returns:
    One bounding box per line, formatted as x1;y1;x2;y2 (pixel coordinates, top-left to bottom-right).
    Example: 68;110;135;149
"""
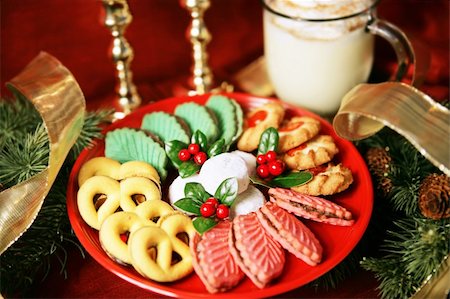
168;174;202;207
256;202;322;266
230;150;257;177
77;176;121;230
292;163;353;195
190;221;244;293
174;102;218;143
141;111;191;144
99;211;154;265
237;102;285;152
230;185;265;218
282;135;339;170
78;157;121;186
229;212;285;288
268;188;354;226
277;116;321;153
199;153;250;195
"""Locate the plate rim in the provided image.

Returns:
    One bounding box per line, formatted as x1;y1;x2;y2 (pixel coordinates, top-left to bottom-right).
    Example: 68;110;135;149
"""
67;92;373;298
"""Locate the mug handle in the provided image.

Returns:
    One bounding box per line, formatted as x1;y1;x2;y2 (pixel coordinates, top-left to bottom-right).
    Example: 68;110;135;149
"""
366;16;416;85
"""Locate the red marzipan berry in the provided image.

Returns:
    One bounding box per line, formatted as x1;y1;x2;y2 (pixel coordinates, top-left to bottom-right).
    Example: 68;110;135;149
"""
268;160;285;176
256;154;266;165
205;197;219;208
200;202;215;217
194;152;208;165
178;149;191;162
188;143;200;155
216;204;229;219
265;150;277;162
257;164;270;178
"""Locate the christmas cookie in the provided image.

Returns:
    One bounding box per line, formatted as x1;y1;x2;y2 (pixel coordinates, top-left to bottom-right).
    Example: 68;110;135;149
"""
128;225;193;282
206;95;243;147
174;102;219;143
141;111;191;144
291;163;353;195
256;202;322;266
268;188;354;226
77;175;121;230
99;211;154;265
105;128;168;180
230;185;265;218
229;212;285;288
277;116;321;153
282;135;339;170
119;177;161;212
190;221;244;293
199;153;250;195
237;102;285;152
77;157;121;186
134;200;175;225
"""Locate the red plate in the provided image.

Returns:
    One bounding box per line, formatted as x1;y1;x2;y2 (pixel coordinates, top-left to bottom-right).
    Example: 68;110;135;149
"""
67;92;373;299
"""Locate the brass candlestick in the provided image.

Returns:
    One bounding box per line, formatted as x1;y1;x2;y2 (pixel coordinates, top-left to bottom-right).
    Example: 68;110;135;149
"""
181;0;215;95
103;0;141;119
181;0;233;94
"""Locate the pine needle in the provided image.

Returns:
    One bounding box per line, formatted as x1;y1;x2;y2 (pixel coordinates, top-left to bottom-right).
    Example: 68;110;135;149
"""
0;95;111;297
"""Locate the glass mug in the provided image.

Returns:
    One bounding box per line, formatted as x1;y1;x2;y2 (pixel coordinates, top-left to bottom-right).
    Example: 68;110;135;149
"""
262;0;414;117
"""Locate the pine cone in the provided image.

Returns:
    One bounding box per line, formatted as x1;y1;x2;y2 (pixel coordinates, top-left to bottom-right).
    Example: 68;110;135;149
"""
365;147;393;195
418;173;450;219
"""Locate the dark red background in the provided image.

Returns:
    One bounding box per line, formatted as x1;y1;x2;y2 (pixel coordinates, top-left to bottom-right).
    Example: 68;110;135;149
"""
1;0;449;298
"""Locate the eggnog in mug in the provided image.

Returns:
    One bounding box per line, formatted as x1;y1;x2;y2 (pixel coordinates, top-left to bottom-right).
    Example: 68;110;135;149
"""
263;0;376;116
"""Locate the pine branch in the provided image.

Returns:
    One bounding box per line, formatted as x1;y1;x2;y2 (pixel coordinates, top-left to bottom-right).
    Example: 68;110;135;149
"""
68;109;113;161
0;95;111;297
0;124;49;188
0;95;41;148
361;217;450;299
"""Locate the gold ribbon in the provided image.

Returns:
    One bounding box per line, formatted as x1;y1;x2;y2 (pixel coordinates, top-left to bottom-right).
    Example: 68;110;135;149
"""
0;52;86;254
333;82;450;176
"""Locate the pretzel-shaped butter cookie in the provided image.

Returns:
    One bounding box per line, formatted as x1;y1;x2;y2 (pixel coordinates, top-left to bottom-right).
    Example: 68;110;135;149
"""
128;224;194;282
77;176;121;230
78;157;121;186
118;160;161;189
78;157;161;187
120;177;161;212
134;200;175;225
99;211;155;265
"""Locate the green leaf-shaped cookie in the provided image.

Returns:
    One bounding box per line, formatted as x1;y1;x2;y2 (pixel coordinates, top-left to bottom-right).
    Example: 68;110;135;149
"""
206;95;238;147
175;102;218;144
141;111;190;143
105;128;168;180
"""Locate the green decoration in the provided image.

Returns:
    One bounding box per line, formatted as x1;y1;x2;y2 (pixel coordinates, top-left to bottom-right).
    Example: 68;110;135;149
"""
0;94;112;297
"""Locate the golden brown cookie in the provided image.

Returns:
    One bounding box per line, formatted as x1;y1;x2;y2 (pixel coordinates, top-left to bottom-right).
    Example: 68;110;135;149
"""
99;211;154;265
291;163;353;196
119;177;161;212
77;176;121;230
78;157;121;186
237;102;285;152
282;135;339;170
128;222;194;282
277;117;321;153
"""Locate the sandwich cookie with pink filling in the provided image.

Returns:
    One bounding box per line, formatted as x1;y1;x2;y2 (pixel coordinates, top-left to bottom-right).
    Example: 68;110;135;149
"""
268;188;354;226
